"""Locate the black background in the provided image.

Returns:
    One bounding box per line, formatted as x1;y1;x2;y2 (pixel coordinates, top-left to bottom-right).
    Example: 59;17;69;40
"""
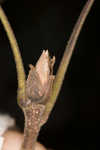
0;0;97;150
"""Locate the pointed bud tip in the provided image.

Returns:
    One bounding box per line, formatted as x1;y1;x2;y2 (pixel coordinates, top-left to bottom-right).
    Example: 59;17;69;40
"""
26;50;55;104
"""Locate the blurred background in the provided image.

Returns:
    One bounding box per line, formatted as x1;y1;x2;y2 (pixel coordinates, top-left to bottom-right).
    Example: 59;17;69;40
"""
0;0;96;150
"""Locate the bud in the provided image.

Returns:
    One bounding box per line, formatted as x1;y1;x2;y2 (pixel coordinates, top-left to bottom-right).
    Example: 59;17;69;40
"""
26;50;55;104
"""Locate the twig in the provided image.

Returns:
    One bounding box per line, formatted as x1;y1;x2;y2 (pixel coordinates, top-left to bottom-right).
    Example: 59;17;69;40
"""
0;6;26;104
0;1;95;150
20;50;55;150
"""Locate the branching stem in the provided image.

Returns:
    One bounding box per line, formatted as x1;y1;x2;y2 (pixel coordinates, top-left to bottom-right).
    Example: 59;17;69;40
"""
0;1;95;150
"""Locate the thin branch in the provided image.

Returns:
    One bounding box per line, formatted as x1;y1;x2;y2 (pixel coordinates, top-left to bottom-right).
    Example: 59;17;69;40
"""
0;6;26;104
44;0;95;115
20;50;55;150
0;1;95;150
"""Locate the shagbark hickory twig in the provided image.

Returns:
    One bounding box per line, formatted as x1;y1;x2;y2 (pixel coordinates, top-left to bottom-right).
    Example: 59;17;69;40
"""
0;0;95;150
20;1;94;149
20;50;55;150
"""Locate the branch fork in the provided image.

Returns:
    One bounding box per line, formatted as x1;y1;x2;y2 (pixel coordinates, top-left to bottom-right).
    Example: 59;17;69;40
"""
0;0;95;150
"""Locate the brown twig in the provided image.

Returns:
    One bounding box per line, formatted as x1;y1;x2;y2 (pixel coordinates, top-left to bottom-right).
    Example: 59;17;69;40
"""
21;103;45;150
21;0;95;146
0;0;95;150
20;51;55;150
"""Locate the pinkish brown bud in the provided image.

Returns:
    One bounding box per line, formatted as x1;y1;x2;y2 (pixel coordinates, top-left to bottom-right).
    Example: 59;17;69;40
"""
26;50;55;104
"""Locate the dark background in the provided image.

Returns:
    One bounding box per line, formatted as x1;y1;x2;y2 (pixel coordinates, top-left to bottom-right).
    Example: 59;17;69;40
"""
0;0;96;150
